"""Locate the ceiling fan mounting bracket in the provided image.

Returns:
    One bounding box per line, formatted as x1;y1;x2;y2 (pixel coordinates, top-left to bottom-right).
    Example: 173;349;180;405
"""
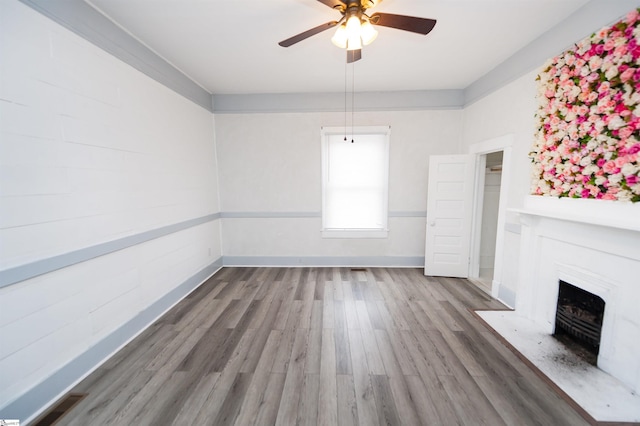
345;4;362;20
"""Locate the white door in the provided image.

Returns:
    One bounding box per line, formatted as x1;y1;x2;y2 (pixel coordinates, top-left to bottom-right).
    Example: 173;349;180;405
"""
424;154;475;277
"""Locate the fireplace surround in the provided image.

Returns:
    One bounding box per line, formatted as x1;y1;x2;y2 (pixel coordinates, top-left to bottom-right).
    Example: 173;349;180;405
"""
514;196;640;394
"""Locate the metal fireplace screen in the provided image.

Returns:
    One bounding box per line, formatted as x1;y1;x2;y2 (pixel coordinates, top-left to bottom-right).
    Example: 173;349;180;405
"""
555;280;605;349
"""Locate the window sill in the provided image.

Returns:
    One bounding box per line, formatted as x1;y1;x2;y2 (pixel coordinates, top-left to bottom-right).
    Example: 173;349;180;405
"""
322;229;389;239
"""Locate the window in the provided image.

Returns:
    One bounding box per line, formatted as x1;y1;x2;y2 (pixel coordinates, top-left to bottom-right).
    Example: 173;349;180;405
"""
321;126;390;238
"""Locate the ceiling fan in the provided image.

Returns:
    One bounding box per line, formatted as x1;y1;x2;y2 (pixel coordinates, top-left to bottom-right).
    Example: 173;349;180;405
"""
278;0;437;63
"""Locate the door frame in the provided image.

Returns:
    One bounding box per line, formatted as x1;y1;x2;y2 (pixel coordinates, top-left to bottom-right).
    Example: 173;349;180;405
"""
468;134;514;298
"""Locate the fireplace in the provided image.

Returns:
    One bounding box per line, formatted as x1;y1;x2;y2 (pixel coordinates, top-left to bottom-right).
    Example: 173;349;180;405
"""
554;280;605;365
477;197;640;422
512;197;640;395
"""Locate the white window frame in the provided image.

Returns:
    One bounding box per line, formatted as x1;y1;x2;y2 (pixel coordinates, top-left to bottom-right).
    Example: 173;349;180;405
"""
321;126;390;238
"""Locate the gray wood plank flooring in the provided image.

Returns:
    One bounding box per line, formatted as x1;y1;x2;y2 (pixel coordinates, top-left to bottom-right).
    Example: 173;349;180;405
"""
55;267;589;425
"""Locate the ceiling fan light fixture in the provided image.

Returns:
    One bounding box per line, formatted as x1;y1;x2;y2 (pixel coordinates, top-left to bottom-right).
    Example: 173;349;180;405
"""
331;24;348;48
338;15;368;50
347;34;362;51
345;15;361;36
360;20;378;45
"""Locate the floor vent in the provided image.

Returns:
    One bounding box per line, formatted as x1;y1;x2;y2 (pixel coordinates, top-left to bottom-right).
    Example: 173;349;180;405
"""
33;393;87;426
350;268;367;272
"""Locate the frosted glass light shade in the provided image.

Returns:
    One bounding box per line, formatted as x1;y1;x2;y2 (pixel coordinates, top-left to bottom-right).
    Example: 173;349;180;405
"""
347;34;362;50
345;15;362;51
331;24;347;48
345;15;361;37
360;20;378;45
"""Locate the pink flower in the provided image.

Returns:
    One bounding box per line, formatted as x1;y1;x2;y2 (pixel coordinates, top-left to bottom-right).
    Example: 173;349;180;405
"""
604;38;616;51
627;175;639;185
576;105;589;116
602;160;620;174
615;155;631;168
626;144;640;155
585;92;598;104
593;43;605;56
621;68;635;83
598;81;611;93
615;45;629;57
614;102;629;114
619;126;634;140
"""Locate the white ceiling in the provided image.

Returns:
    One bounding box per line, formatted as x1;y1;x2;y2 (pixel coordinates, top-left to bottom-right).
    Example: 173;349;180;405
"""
85;0;589;95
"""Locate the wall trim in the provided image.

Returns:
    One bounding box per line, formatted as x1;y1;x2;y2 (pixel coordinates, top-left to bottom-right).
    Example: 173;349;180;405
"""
0;213;221;288
222;256;424;267
17;0;213;112
497;285;516;309
221;211;321;219
212;90;464;113
220;211;426;219
0;258;223;425
389;211;427;218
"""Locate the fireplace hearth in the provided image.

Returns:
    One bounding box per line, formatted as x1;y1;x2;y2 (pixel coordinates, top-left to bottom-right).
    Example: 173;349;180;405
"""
554;280;605;365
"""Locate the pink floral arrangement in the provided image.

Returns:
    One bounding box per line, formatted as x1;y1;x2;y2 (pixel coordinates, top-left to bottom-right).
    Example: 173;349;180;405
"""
530;8;640;202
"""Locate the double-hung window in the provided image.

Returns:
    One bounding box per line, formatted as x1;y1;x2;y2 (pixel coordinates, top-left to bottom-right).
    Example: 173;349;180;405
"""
321;126;390;238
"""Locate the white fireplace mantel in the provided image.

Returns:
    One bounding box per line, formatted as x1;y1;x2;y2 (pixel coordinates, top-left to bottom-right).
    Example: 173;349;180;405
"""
512;195;640;232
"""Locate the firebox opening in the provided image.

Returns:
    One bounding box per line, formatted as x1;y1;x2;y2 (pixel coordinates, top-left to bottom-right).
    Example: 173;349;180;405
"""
553;280;605;366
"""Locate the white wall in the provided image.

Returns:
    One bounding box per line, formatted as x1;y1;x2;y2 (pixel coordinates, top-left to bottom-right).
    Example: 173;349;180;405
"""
215;109;463;265
0;1;221;419
461;71;538;305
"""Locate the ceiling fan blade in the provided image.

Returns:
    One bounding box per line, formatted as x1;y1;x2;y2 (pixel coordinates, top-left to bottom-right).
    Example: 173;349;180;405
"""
278;21;339;47
317;0;346;10
369;13;436;35
347;49;362;63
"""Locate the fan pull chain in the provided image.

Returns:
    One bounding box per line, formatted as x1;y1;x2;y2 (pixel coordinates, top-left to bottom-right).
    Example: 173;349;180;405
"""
351;59;355;143
344;59;348;142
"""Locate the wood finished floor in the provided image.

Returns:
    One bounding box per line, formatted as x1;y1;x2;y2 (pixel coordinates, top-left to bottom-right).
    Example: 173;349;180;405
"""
55;267;589;425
